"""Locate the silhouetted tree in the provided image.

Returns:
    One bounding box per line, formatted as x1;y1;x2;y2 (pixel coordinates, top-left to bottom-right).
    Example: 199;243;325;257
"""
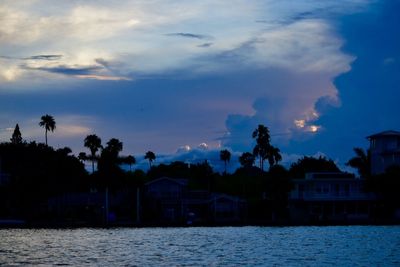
265;165;293;220
125;155;136;172
10;123;22;144
145;151;156;168
78;152;87;163
239;152;255;168
104;138;123;157
289;156;340;178
39;114;56;146
97;138;124;185
0;141;88;220
57;147;72;156
252;124;281;171
267;146;282;167
252;124;270;171
220;149;231;174
346;147;371;178
84;134;102;173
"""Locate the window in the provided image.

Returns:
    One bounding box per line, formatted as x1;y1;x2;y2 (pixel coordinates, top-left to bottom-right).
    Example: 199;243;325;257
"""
344;184;350;196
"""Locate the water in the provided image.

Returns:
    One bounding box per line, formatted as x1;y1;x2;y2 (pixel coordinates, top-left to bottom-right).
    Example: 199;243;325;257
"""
1;226;399;266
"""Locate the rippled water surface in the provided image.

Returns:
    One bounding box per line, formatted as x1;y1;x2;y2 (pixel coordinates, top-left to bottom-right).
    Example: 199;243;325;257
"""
1;226;400;266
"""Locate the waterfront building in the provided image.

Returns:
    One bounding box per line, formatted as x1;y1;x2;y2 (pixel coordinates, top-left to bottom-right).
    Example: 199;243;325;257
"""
143;177;246;224
368;130;400;175
289;172;375;223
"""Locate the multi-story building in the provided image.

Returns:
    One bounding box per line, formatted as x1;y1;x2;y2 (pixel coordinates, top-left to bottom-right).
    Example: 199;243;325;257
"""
368;130;400;175
289;172;375;223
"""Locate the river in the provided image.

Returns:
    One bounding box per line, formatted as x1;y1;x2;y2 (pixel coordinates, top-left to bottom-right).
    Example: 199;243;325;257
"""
1;226;399;266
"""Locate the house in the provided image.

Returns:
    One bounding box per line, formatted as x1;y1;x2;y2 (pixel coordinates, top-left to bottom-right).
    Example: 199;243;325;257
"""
289;172;375;223
368;130;400;175
143;177;246;224
47;188;138;225
144;177;188;223
209;194;246;223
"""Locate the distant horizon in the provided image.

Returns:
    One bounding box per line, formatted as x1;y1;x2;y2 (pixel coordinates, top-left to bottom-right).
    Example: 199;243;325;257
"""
1;1;399;173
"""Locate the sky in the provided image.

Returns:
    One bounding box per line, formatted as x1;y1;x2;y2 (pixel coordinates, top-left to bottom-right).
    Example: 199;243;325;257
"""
0;0;399;172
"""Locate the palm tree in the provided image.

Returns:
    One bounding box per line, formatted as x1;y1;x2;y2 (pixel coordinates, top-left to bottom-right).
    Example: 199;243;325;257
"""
97;138;123;175
78;152;87;163
220;149;231;174
105;138;123;157
252;124;282;171
39;114;56;146
252;124;271;171
125;155;136;172
84;134;102;173
267;146;282;167
346;147;371;178
144;151;156;169
239;152;255;168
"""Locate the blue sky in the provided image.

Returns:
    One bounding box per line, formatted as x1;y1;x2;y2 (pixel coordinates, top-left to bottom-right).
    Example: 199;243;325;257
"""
0;0;398;172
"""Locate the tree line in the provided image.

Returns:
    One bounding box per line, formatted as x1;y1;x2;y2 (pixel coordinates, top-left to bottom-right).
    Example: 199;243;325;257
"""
2;114;399;222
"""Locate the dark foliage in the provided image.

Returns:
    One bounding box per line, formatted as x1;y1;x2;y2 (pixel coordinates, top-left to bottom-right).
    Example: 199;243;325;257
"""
346;147;371;178
289;156;340;178
10;124;22;144
0;142;87;219
365;165;400;217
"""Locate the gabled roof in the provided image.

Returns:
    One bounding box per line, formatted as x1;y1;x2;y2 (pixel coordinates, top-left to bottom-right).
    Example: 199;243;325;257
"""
145;176;188;186
367;130;400;139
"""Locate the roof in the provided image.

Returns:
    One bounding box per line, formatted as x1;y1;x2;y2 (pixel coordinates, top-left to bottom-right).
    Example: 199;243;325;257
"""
145;176;188;186
367;130;400;139
211;193;245;203
305;172;355;180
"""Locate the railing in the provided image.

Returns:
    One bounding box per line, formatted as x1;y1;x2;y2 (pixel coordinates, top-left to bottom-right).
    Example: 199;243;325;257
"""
290;191;375;201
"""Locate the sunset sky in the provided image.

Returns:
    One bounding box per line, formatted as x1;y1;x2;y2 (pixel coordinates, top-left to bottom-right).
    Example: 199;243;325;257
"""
0;0;399;171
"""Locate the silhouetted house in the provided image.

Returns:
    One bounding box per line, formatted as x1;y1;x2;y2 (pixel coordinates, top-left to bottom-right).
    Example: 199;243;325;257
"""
289;172;375;223
368;130;400;175
143;177;246;224
47;191;105;223
47;189;137;225
144;177;188;223
210;194;246;223
183;190;212;223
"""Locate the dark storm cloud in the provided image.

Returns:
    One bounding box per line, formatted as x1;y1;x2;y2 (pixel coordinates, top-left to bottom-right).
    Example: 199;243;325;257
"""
22;64;102;75
197;43;213;48
287;0;400;165
165;32;212;40
1;55;63;61
25;55;63;61
95;58;110;68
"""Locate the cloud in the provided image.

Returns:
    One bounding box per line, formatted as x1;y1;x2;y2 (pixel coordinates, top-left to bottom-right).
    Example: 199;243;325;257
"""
56;124;91;137
25;55;63;61
133;146;234;173
0;0;380;166
0;0;366;82
165;32;212;40
24;65;102;76
197;43;213;48
74;74;132;81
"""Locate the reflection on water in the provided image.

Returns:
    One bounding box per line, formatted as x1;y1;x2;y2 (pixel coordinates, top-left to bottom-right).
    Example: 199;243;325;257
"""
1;226;400;266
